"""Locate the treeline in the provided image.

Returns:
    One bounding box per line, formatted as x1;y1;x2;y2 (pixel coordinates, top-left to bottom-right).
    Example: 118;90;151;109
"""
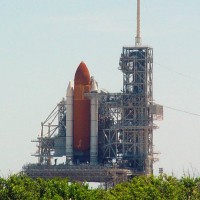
0;174;200;199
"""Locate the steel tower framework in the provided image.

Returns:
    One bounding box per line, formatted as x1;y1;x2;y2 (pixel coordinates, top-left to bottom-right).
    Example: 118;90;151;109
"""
32;98;67;165
120;46;154;174
98;46;154;174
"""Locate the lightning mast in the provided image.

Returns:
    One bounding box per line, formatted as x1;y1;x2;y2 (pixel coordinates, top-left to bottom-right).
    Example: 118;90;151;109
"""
117;0;155;174
135;0;141;46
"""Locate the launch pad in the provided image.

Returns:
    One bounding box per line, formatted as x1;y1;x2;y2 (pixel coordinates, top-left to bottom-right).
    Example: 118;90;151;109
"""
23;46;162;184
23;1;163;186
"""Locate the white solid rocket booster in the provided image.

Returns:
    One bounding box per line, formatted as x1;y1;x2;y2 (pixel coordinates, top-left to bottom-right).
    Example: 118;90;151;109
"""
90;77;98;165
66;81;73;161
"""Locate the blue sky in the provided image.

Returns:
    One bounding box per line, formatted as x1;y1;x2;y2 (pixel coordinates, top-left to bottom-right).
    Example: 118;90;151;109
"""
0;0;200;177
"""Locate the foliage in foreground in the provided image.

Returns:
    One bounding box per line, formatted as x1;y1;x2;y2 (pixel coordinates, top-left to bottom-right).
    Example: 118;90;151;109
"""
0;174;200;199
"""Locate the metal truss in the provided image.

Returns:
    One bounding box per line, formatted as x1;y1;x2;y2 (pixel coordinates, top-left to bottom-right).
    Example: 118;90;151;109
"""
32;98;66;165
98;46;154;174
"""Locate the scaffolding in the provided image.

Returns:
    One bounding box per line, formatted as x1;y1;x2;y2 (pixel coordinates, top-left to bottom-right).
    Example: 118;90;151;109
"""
98;46;159;174
32;98;66;165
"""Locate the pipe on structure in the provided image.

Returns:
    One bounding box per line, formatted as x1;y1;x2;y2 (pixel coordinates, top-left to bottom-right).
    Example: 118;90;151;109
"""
90;76;98;165
66;81;74;162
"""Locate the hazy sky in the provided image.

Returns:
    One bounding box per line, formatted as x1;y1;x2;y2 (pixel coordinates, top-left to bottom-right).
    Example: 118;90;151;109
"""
0;0;200;177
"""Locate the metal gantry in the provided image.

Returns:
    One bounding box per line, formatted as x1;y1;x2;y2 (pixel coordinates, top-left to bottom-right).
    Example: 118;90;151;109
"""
120;46;154;174
98;46;155;174
32;98;66;165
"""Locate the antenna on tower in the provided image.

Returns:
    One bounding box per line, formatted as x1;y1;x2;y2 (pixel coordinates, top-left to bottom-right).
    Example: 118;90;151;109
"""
135;0;141;46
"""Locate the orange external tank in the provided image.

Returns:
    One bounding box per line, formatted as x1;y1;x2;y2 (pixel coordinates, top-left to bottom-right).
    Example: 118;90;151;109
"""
73;62;91;152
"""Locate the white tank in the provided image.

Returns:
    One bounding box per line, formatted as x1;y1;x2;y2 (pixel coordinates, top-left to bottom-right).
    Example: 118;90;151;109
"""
66;81;73;162
90;77;98;165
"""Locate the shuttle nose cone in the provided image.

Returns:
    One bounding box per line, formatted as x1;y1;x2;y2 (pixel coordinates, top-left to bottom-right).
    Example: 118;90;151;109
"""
74;62;90;85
